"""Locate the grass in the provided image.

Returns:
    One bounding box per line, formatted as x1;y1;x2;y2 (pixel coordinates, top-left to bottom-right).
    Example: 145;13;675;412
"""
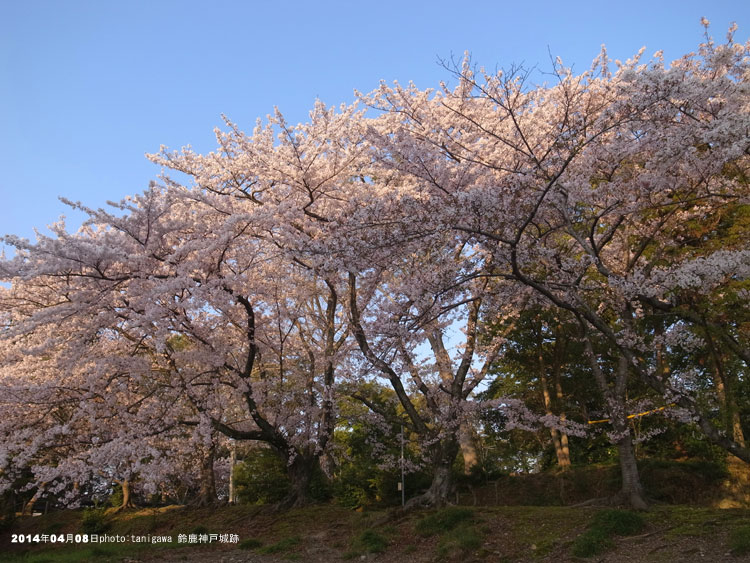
415;507;474;536
571;509;645;558
589;509;645;535
238;537;264;550
80;508;109;535
343;528;389;558
730;525;750;555
256;535;301;554
503;505;582;558
415;507;484;558
571;527;615;558
2;502;750;562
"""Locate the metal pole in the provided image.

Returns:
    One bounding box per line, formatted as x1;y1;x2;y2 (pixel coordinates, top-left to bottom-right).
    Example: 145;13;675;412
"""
229;440;236;504
400;423;405;507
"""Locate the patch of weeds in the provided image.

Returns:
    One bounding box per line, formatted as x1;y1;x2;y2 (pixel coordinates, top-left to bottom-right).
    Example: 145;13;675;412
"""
730;526;750;556
343;529;388;559
570;509;644;558
416;507;474;536
81;508;109;535
571;527;614;558
416;507;483;557
257;535;301;554
589;509;645;536
355;529;388;553
450;526;483;551
403;544;417;554
238;538;263;550
190;524;209;535
434;526;483;557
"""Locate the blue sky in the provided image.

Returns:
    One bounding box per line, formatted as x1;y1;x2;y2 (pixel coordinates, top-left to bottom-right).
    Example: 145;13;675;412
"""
1;1;747;252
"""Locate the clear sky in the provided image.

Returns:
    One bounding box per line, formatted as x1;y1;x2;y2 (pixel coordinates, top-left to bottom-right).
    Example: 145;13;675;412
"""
1;0;748;252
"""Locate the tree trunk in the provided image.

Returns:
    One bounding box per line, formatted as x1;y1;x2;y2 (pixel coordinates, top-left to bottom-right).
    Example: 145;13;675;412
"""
21;483;46;516
540;322;571;470
615;430;648;510
279;454;322;509
228;443;236;504
553;352;572;470
459;423;478;475
116;479;136;510
710;337;750;507
193;446;217;507
582;332;646;509
406;440;459;508
558;423;571;469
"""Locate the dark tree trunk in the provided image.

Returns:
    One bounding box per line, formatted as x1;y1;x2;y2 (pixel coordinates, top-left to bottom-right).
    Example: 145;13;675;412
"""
193;446;217;507
406;440;459;508
614;429;648;510
279;454;324;509
582;331;647;509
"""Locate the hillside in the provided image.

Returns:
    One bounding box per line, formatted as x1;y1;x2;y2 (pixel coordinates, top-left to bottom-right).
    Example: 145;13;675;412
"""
3;502;750;562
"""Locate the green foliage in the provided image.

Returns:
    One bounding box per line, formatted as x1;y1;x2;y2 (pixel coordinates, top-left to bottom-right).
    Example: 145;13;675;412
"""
590;509;645;536
257;535;301;554
571;509;645;558
416;507;483;557
571;527;614;558
348;529;388;555
729;526;750;556
332;386;428;508
108;484;123;508
444;526;482;552
416;507;474;536
234;448;290;505
80;508;108;535
238;538;263;550
307;464;333;503
640;459;727;504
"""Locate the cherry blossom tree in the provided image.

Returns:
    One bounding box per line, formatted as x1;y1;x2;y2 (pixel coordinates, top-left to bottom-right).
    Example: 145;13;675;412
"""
358;23;749;506
0;180;351;508
2;24;747;513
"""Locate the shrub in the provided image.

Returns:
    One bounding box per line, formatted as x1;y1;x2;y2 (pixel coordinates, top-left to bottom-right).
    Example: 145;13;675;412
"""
234;449;290;504
350;529;388;554
239;538;263;550
590;509;645;536
571;509;644;558
81;508;109;534
730;526;750;556
257;535;301;554
571;527;614;558
416;507;474;536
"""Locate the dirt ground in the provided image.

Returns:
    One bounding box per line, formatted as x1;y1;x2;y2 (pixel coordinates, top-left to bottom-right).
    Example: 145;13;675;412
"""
6;503;746;563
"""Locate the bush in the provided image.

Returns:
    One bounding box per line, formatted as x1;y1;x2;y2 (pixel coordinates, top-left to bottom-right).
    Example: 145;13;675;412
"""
257;535;301;554
590;509;645;536
81;508;109;534
234;449;290;504
349;529;388;554
108;484;123;508
730;526;750;556
571;527;614;558
571;509;644;558
239;538;263;550
416;507;474;536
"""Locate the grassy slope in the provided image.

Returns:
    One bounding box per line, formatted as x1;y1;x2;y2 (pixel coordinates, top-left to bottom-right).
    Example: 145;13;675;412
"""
2;503;750;562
